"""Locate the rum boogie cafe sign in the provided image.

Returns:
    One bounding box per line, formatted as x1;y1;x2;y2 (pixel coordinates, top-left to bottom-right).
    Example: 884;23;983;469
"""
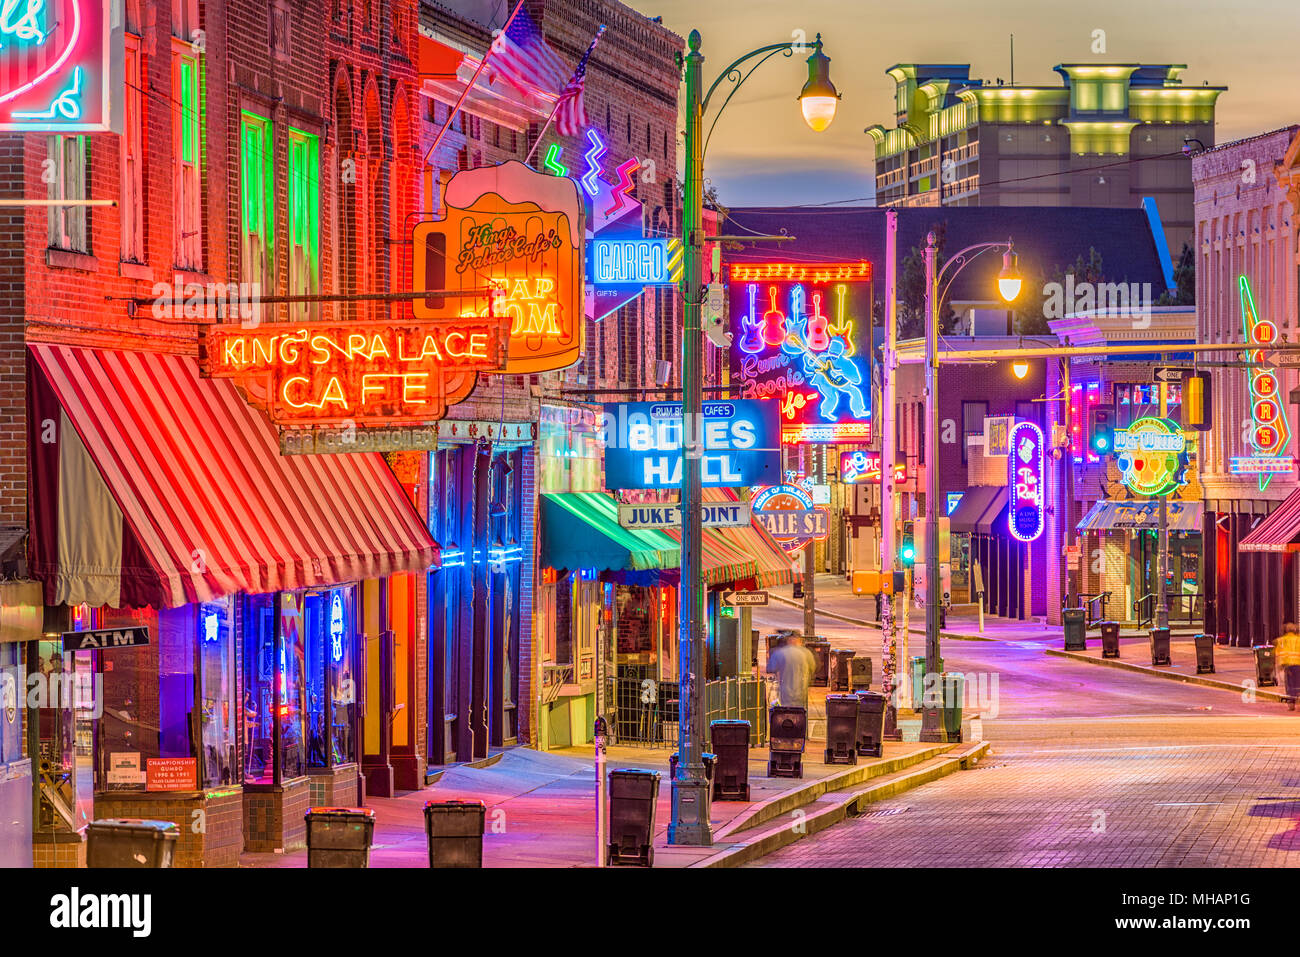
414;161;585;374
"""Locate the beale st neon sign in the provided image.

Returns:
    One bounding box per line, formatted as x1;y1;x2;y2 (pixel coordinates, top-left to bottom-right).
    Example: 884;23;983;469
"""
0;1;116;132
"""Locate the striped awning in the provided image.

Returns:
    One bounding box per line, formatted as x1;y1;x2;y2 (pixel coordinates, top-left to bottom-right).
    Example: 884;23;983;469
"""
28;345;440;609
1077;499;1202;534
704;488;794;588
540;492;679;573
1240;488;1300;552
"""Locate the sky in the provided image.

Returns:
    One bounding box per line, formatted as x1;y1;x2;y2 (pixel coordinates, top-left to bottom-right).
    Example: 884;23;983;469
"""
631;0;1300;208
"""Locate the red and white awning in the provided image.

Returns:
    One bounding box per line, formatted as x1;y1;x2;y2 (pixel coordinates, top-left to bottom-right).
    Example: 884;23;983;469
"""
28;345;439;609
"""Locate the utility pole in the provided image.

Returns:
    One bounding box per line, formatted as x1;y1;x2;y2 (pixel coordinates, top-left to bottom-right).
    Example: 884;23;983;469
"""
669;31;711;847
1156;381;1170;630
880;209;901;738
920;232;944;742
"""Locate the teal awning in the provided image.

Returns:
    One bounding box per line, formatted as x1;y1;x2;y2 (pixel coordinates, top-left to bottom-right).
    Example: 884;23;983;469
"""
540;492;680;573
1077;499;1202;533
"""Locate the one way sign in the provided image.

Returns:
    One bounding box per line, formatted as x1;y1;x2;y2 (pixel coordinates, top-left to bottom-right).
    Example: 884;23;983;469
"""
1153;367;1193;384
722;591;768;607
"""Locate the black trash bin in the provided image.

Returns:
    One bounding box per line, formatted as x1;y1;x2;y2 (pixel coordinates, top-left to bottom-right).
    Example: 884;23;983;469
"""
1149;627;1172;666
806;639;831;687
424;800;486;868
607;769;661;867
1256;645;1278;687
767;705;806;778
709;720;751;801
305;807;375;868
668;751;715;782
850;655;873;691
86;819;179;868
823;694;860;765
854;690;887;758
829;649;855;692
1100;620;1121;659
1063;607;1087;651
1193;634;1216;675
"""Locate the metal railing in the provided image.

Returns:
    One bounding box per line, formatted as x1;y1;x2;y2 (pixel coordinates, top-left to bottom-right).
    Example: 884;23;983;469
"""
612;673;768;748
1133;592;1203;630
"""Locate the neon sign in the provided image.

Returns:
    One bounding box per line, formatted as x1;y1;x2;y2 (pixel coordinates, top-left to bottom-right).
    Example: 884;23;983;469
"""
751;480;830;554
1006;421;1045;542
1115;416;1188;497
414;160;584;374
329;591;345;663
205;319;507;425
580;129;607;197
729;266;872;444
1241;275;1290;490
1230;456;1295;475
588;237;677;286
840;450;903;484
0;1;115;132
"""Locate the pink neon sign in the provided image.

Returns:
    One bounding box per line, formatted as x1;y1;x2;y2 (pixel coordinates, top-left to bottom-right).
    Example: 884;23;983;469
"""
0;1;115;132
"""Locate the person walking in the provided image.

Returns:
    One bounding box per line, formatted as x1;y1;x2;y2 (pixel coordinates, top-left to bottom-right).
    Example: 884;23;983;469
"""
766;634;816;710
1276;622;1300;710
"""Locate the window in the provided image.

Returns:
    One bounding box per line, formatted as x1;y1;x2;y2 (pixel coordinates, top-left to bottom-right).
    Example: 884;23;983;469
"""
243;593;308;786
287;128;320;322
121;37;144;263
303;587;357;769
198;597;238;787
173;45;203;269
240;112;274;320
46;136;87;253
961;400;988;464
172;0;200;41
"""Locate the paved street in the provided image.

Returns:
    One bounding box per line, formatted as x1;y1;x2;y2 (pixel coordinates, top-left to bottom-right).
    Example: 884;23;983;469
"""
748;582;1300;866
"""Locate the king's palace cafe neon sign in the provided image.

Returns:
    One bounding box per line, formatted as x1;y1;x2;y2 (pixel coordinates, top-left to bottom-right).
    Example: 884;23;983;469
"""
0;1;117;132
204;319;507;425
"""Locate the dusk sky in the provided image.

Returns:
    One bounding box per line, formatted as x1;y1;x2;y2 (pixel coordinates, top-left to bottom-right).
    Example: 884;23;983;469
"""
633;0;1300;208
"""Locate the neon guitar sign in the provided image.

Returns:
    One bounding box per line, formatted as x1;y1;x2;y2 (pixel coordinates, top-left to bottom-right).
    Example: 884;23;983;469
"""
0;1;115;132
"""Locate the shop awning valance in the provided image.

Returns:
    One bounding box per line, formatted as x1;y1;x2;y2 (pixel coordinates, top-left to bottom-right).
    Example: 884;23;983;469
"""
974;488;1009;536
28;345;440;609
1077;499;1203;534
661;488;795;588
540;492;679;573
949;486;1002;535
1239;488;1300;552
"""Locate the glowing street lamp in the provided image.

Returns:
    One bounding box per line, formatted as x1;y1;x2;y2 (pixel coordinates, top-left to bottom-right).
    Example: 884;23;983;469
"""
998;245;1022;302
798;36;840;132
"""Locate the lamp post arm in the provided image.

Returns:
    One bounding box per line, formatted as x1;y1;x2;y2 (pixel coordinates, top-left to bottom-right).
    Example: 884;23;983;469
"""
701;43;798;162
935;241;1012;305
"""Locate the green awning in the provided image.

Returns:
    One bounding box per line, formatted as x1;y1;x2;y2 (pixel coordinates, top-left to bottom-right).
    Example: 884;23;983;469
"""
540;492;680;573
1077;499;1202;533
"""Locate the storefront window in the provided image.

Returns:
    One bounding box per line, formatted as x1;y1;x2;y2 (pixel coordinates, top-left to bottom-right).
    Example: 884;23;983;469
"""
198;597;237;787
243;592;309;786
303;587;356;769
0;643;20;766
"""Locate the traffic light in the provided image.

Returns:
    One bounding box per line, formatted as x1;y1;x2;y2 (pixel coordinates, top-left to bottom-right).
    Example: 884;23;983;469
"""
1182;372;1212;432
900;522;916;566
1088;405;1116;456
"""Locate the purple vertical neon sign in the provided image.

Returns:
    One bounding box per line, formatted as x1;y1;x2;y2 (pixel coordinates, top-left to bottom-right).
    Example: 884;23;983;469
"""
1007;420;1045;542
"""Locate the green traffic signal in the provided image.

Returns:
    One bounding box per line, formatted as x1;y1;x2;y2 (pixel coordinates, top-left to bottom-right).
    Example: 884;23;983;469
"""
900;539;916;565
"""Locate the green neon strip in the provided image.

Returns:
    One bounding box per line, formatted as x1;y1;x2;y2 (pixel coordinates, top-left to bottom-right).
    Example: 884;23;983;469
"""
543;143;568;177
181;62;196;163
240;111;274;271
288;128;321;290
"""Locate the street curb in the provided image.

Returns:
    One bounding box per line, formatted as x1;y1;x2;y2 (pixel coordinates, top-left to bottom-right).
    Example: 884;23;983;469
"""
690;740;992;868
766;592;995;641
1044;647;1289;703
713;742;956;840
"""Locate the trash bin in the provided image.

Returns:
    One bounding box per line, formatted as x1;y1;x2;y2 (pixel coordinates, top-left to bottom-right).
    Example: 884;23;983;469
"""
86;819;179;868
423;800;486;868
806;639;831;687
941;673;964;742
607;769;661;867
1256;645;1278;687
1193;634;1216;675
854;690;887;758
829;648;855;692
669;751;715;782
1149;627;1172;666
767;705;806;778
305;807;375;868
850;655;873;691
709;720;751;801
1063;607;1087;651
823;694;860;765
1100;620;1121;659
911;655;944;708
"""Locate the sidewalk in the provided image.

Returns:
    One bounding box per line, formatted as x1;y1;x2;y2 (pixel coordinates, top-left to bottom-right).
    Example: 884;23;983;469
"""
1047;636;1294;705
239;735;985;868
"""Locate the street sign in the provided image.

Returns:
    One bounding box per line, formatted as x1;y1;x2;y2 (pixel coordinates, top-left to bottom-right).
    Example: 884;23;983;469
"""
618;501;751;529
62;627;151;651
722;591;769;607
1153;367;1193;384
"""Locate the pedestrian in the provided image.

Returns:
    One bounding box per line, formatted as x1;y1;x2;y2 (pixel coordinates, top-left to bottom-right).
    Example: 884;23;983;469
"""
766;634;815;710
1276;622;1300;710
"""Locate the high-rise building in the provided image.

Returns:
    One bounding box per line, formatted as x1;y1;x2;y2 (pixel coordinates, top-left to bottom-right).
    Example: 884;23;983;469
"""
865;63;1225;255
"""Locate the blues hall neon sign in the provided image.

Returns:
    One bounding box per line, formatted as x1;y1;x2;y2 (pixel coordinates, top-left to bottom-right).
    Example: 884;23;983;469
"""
0;1;116;132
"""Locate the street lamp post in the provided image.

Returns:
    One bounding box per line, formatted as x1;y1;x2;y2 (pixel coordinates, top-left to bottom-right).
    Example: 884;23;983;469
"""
671;30;839;846
919;233;1020;742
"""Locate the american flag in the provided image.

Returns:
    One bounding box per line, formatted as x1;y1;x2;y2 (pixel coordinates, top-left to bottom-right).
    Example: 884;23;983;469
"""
485;5;568;96
555;26;606;138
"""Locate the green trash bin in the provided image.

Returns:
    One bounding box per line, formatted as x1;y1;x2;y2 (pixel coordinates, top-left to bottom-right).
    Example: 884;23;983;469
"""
941;673;964;741
910;655;944;707
305;807;375;868
86;819;179;868
1062;607;1087;651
